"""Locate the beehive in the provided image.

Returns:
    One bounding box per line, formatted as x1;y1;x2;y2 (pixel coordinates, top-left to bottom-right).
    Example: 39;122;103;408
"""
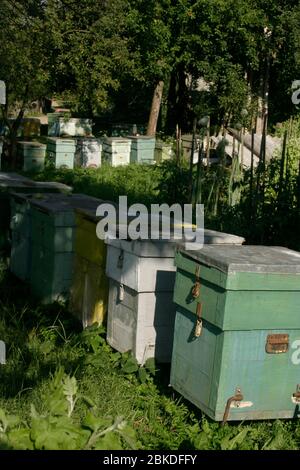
154;141;174;163
0;173;71;252
105;230;245;364
9;182;72;278
69;205;110;327
22;118;41;138
17;141;46;172
170;245;300;421
46;137;76;169
128;136;155;164
57;118;93;137
26;193;103;303
47;113;65;137
75;138;102;168
101;137;131;166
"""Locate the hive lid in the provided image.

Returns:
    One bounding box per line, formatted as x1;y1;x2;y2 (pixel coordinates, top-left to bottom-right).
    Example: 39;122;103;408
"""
103;137;131;143
127;135;155;140
18;141;46;149
11;192;102;215
47;137;76;145
0;172;32;185
105;229;245;258
180;245;300;274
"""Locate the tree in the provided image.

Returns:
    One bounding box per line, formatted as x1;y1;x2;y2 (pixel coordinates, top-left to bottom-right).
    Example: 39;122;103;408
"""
0;0;50;167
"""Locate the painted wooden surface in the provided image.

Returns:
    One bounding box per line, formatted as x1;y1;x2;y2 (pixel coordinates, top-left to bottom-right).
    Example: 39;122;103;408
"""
105;232;245;364
0;175;71;251
102;137;131;166
75;138;102;168
107;279;176;364
154;142;174;163
128;136;155;164
170;245;300;420
57;118;93;137
70;254;108;327
69;210;109;326
171;308;300;420
10;192;102;303
17;142;46;171
46;137;76;169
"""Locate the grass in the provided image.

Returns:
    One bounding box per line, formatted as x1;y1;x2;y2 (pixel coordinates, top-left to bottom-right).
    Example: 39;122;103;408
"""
0;261;300;450
2;156;299;449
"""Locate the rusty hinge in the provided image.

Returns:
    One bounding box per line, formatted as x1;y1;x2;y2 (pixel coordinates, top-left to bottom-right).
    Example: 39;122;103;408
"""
293;385;300;403
266;334;289;354
222;388;244;425
191;265;201;299
194;302;203;337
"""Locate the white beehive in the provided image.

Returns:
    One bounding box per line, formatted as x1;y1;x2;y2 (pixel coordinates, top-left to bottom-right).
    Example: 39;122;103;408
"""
105;230;245;364
76;138;102;168
102;137;131;166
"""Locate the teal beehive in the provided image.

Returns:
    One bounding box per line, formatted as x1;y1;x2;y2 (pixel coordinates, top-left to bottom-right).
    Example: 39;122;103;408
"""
19;193;103;303
0;173;71;252
9;182;72;278
170;245;300;422
128;136;155;164
17;141;46;172
46;137;76;169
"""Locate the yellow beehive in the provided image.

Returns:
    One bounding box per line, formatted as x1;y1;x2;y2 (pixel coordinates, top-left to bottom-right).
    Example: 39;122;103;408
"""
70;209;109;327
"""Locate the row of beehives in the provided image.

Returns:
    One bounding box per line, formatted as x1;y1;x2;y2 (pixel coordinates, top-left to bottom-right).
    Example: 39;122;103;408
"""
15;136;174;172
3;171;300;422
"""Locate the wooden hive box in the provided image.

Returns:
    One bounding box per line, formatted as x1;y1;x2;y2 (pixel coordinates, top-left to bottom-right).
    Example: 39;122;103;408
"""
101;137;131;166
46;137;76;169
105;231;245;364
9;182;72;279
128;136;156;164
0;173;71;251
154;141;174;163
25;193;103;304
58;118;93;137
170;245;300;421
69;204;109;327
17;141;46;172
75;138;102;168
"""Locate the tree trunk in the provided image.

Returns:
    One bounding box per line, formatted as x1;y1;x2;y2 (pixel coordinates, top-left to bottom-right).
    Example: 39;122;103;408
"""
147;80;164;136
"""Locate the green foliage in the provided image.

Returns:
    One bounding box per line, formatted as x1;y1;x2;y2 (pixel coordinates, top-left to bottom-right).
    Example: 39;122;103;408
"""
1;260;300;450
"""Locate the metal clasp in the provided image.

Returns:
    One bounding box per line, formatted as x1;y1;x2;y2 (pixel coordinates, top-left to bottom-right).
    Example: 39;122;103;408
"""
194;302;203;337
117;250;124;269
192;265;201;299
222;388;244;425
292;384;300;404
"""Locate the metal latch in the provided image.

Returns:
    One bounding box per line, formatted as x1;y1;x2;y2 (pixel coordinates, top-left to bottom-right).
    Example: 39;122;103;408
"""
292;385;300;404
192;265;201;299
194;302;203;337
117;250;124;269
222;388;244;425
118;283;124;302
266;334;289;354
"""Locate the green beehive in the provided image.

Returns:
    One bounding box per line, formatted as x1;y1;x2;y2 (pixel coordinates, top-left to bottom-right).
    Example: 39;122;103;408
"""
46;137;76;169
170;245;300;422
128;136;156;164
154;141;174;163
7;180;72;272
0;173;71;252
21;193;103;303
17;141;46;172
